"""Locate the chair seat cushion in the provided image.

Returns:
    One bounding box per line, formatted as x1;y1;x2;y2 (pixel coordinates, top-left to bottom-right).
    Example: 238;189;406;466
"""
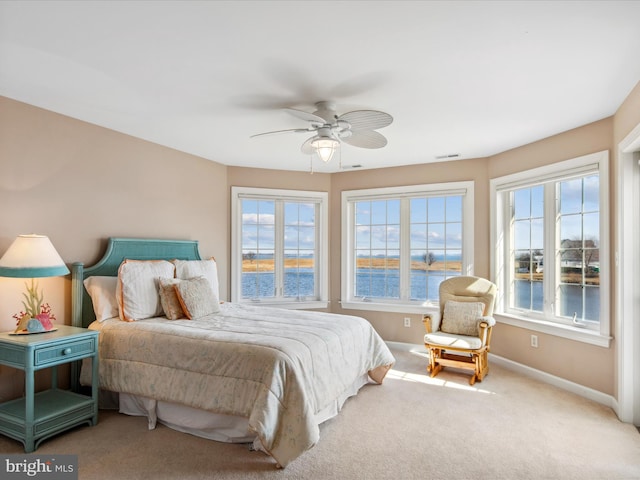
424;331;483;350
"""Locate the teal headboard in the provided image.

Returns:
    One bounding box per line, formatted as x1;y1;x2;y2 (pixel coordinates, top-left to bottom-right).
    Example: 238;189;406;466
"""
71;237;201;328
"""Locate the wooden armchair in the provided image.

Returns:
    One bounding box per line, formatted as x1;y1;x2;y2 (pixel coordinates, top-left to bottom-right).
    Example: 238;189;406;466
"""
422;276;497;385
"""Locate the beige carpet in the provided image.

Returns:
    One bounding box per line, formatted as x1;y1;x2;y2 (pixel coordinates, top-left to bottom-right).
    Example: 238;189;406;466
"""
1;344;639;479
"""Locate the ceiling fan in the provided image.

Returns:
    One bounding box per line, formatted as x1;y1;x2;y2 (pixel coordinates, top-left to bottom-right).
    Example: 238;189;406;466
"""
250;101;393;165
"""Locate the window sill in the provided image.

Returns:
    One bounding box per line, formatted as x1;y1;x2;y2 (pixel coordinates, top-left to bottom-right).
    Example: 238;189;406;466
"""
496;312;612;348
340;301;439;315
241;300;329;310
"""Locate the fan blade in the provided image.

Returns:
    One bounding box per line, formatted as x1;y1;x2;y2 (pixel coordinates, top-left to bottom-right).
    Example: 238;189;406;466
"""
250;128;312;138
284;108;326;125
338;110;393;131
342;130;388;149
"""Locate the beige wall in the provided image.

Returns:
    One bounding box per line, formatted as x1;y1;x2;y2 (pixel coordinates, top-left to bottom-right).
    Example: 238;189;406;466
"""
0;95;229;295
487;118;613;178
2;79;639;401
614;81;640;145
227;166;332;192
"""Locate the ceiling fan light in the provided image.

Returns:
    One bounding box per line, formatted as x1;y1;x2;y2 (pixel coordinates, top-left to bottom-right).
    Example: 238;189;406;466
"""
311;138;340;163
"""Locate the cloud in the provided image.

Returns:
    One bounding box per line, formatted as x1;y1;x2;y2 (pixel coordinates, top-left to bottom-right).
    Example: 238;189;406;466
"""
242;213;275;225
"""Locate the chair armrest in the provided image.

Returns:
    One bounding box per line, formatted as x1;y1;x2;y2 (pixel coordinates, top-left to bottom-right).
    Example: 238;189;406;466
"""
422;312;442;333
422;314;433;333
480;315;496;327
478;316;496;347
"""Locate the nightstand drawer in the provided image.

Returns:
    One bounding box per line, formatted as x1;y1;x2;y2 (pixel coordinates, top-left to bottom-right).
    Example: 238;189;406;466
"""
35;337;96;367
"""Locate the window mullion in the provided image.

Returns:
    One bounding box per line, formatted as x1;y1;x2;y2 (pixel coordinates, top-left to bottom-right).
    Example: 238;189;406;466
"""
399;198;411;301
345;200;355;302
543;183;556;318
505;191;515;311
313;202;322;300
274;201;284;299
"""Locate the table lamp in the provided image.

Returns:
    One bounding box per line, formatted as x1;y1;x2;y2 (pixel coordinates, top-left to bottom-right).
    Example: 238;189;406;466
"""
0;234;69;333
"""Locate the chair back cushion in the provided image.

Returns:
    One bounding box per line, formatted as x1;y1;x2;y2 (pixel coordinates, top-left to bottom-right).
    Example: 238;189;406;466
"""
441;300;485;335
438;276;497;335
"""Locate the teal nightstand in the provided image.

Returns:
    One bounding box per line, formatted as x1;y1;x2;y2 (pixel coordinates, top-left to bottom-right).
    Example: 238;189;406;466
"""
0;325;99;452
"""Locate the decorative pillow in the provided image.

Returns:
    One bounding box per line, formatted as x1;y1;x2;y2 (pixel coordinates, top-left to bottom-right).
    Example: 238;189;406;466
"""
172;258;220;300
174;276;220;320
158;278;186;320
117;260;175;322
83;276;119;322
440;300;485;336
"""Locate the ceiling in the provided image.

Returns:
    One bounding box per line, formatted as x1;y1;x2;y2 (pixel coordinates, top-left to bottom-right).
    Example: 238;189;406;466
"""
1;1;640;173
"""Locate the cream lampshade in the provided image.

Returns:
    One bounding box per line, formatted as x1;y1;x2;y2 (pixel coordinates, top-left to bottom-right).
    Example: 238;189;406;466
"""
0;234;69;278
0;234;69;333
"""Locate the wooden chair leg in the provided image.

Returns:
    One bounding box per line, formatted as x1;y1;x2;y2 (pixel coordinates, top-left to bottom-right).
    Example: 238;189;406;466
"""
474;351;489;383
427;347;443;378
470;354;480;384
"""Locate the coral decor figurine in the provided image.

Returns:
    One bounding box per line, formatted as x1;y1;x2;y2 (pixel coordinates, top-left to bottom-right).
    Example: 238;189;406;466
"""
12;279;57;334
36;306;55;330
14;313;31;333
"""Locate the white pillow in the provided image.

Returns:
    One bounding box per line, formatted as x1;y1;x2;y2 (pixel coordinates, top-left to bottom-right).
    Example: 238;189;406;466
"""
174;276;220;319
440;300;485;336
83;276;118;322
117;260;175;322
172;258;220;300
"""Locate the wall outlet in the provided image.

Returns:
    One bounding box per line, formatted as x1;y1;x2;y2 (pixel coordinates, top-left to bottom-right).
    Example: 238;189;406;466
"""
404;317;411;327
531;334;538;348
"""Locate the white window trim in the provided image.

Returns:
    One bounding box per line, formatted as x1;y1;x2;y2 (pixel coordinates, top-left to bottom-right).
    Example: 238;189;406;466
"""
231;186;329;309
616;121;640;424
341;181;474;314
490;151;611;347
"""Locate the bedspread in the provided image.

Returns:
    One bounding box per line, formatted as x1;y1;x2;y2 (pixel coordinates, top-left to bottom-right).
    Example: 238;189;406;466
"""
93;303;395;467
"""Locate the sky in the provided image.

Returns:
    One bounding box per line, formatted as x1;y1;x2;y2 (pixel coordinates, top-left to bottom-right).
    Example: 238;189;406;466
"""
240;176;599;261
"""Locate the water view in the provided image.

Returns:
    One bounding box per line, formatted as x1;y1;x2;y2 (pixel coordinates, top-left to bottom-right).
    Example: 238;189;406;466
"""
242;257;599;321
515;280;599;321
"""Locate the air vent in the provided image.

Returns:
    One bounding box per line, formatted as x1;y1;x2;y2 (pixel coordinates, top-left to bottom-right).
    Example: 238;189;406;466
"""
435;153;461;160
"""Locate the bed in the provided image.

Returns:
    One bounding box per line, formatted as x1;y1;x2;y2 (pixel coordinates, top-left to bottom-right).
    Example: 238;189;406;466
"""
71;237;395;468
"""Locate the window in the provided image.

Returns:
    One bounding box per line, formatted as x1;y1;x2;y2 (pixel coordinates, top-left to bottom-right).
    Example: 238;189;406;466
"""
231;187;328;309
490;151;610;346
341;182;474;313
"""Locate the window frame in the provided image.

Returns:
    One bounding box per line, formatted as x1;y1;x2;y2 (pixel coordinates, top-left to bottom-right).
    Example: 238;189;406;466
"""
231;186;329;309
341;181;475;314
490;150;611;347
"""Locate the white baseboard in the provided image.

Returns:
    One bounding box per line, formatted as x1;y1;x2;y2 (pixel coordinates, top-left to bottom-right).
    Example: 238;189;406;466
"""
386;342;617;411
489;353;616;410
386;341;422;352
